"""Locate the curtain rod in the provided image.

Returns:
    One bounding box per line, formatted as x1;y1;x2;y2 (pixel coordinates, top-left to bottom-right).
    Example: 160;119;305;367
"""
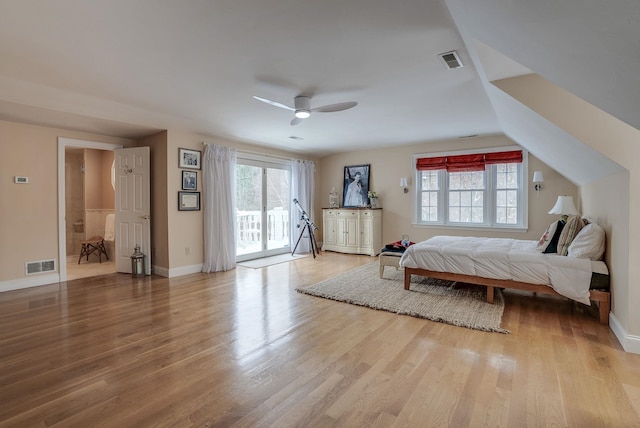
201;141;312;162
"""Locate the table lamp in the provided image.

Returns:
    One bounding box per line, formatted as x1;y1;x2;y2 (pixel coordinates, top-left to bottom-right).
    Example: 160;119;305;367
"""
548;195;579;221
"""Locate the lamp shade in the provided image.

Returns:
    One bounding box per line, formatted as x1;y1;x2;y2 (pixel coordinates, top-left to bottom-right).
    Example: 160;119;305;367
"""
548;196;579;216
532;171;544;183
399;177;408;187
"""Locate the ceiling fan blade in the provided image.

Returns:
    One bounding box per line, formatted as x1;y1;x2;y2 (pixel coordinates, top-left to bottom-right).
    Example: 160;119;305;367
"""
253;96;294;111
290;116;304;126
311;101;358;113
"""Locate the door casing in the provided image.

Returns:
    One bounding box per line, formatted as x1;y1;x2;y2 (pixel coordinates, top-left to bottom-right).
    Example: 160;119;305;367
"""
57;138;123;282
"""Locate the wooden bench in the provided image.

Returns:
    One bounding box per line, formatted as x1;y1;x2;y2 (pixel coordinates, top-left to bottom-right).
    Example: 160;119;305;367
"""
379;252;403;278
78;236;109;264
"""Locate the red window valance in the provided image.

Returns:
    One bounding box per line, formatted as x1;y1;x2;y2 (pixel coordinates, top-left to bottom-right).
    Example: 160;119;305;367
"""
416;156;447;171
416;150;522;172
446;154;485;172
484;150;523;164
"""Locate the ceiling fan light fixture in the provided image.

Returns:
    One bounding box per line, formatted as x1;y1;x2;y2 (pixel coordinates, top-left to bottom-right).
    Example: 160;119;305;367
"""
253;94;357;125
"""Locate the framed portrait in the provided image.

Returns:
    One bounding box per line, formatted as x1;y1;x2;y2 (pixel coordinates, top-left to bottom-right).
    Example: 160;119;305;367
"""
182;170;197;190
178;191;201;211
343;164;370;207
178;148;201;169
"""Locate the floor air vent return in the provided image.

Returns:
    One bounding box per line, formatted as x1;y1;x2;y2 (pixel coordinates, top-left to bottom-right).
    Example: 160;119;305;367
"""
26;259;56;275
438;50;463;69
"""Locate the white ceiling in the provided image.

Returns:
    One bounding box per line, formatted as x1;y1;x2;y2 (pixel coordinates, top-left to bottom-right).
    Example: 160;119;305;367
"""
0;0;501;156
443;0;636;186
1;0;637;185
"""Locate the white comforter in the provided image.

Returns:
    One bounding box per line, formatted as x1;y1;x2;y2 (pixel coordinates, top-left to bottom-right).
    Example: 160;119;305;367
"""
399;236;607;305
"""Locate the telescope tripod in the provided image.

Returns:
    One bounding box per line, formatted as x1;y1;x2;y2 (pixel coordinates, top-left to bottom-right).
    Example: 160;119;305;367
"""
292;220;320;259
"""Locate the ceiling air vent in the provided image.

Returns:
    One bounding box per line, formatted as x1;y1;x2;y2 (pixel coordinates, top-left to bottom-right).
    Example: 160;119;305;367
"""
25;259;56;275
439;50;463;70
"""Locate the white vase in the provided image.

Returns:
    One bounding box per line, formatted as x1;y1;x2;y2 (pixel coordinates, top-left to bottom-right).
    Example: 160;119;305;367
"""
370;198;377;208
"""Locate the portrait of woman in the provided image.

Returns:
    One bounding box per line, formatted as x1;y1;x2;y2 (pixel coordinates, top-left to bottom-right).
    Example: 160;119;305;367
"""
342;164;370;207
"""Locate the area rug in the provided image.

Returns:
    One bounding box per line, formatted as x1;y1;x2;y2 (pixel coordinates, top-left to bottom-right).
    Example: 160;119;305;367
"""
238;253;308;269
296;262;509;333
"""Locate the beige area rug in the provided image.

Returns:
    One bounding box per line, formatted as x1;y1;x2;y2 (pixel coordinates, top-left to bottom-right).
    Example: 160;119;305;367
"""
238;253;308;269
296;262;509;333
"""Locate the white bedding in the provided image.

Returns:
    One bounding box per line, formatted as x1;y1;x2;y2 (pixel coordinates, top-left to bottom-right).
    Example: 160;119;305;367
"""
399;236;609;305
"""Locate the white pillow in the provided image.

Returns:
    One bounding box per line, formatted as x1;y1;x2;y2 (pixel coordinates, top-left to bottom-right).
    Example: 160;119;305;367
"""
567;223;605;260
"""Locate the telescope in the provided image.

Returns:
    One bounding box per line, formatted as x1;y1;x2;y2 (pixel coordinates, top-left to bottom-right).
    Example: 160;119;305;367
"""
292;198;320;258
293;198;317;230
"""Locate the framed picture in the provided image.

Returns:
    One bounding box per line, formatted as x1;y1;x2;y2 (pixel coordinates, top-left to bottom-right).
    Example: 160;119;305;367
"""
182;170;197;190
343;164;370;207
178;191;201;211
179;148;201;169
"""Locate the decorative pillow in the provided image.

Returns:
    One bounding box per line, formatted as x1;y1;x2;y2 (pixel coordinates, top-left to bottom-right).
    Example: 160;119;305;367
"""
568;223;605;260
556;215;584;256
537;220;565;253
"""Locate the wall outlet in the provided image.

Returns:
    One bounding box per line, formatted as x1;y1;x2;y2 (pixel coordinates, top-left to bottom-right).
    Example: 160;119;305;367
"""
185;247;190;256
14;176;28;184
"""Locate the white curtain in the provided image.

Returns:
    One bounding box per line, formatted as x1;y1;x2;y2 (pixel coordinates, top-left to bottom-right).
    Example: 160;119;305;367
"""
202;144;237;272
290;159;316;254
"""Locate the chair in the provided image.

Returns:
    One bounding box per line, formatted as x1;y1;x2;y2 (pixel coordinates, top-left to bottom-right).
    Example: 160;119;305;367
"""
78;236;109;263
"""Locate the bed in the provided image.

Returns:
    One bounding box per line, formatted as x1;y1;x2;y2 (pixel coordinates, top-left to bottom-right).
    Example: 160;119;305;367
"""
399;235;610;325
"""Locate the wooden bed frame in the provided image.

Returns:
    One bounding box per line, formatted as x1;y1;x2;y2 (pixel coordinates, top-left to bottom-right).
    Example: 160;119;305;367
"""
404;267;610;325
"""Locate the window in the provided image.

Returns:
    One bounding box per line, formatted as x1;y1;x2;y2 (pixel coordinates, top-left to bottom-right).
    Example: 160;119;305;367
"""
415;148;526;229
495;163;520;225
448;170;485;223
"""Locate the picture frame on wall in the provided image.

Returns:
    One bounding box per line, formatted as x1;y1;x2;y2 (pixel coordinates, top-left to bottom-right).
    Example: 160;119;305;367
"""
182;170;197;190
178;148;201;169
342;164;370;207
178;191;201;211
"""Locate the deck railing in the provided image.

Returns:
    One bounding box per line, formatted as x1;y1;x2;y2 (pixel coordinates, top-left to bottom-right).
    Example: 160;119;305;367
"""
237;208;289;252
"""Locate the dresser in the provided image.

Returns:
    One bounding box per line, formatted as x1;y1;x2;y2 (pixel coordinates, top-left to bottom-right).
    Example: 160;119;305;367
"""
322;208;382;256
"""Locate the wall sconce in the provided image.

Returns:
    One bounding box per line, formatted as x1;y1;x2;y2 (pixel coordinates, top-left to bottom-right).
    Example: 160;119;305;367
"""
533;171;544;191
400;177;408;193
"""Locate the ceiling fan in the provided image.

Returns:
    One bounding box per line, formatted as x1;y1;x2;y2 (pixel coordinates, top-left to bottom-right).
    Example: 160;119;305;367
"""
253;95;357;125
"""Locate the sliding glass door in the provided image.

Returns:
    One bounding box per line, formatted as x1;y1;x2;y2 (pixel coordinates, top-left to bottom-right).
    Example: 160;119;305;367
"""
236;158;291;261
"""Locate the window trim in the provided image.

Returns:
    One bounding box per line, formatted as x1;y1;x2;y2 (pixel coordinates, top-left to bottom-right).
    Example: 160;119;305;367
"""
412;146;528;231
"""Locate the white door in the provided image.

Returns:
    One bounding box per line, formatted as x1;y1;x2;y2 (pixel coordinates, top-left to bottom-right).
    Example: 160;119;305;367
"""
115;147;151;274
236;159;291;261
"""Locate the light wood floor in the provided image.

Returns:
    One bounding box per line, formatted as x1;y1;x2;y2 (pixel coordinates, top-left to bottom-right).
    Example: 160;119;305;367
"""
66;255;116;281
1;252;639;427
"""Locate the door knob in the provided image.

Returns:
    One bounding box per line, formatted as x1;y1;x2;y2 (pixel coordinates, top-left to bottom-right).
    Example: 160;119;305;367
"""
140;215;150;220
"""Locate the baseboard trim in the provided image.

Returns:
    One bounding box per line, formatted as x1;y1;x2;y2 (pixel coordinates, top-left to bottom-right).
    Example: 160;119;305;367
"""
0;273;61;293
610;312;640;354
152;265;169;278
0;264;206;291
168;264;204;278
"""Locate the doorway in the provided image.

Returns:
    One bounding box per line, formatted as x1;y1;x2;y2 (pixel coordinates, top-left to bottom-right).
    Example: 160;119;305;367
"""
58;138;122;282
236;158;291;261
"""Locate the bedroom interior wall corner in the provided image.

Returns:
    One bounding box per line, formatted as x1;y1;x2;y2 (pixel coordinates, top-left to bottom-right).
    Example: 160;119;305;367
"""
140;130;169;273
580;170;631;339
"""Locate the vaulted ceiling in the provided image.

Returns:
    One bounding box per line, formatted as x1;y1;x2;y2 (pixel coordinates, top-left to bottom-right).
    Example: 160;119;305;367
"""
0;0;636;184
